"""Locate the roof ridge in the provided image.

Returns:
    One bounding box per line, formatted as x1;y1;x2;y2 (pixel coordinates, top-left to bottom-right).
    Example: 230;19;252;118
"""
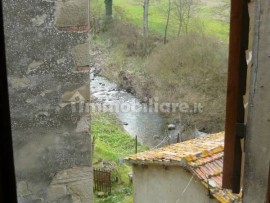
125;132;225;165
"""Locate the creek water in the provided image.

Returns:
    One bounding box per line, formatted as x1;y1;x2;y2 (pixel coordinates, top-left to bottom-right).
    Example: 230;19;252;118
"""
90;70;181;148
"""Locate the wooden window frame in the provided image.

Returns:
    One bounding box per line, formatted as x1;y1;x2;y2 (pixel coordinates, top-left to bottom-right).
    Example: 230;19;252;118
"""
222;0;250;194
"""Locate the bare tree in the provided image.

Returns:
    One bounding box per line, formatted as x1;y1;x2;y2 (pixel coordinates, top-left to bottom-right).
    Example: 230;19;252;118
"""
173;0;193;37
90;0;104;34
143;0;150;38
164;0;172;44
214;0;230;22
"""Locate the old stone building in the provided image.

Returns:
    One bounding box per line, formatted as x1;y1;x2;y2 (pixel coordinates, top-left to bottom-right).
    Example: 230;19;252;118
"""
3;0;92;202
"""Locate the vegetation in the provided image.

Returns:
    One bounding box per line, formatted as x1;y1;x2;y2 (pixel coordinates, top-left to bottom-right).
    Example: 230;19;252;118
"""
146;34;228;132
90;0;230;142
91;0;229;40
92;112;148;203
90;0;230;201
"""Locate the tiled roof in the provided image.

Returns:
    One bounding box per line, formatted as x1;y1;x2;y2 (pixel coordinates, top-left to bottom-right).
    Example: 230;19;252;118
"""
125;132;242;203
125;132;225;165
189;151;241;203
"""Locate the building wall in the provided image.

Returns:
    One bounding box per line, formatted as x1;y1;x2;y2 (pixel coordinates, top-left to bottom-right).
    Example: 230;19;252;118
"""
133;165;218;203
3;0;92;202
244;0;270;202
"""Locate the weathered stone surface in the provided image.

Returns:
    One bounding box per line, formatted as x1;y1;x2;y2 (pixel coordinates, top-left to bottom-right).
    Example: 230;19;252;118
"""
31;14;48;27
72;43;90;67
51;195;72;203
17;181;31;197
76;115;91;133
62;85;90;103
55;0;89;28
27;61;44;74
13;127;92;190
243;0;270;202
3;0;92;202
47;185;67;201
17;194;45;203
47;167;93;203
4;0;90;126
9;76;32;89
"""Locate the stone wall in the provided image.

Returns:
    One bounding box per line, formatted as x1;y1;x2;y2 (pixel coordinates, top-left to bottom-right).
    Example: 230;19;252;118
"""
3;0;92;202
243;0;270;202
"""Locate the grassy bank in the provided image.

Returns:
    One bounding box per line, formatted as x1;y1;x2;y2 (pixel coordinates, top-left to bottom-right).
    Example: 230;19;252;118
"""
92;112;148;203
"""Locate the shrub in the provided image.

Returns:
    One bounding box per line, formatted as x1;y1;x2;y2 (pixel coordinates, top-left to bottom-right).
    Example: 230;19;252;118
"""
146;33;228;133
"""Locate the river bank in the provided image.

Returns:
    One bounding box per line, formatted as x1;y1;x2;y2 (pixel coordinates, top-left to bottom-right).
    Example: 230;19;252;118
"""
91;69;183;147
92;112;148;203
90;0;229;134
90;28;227;138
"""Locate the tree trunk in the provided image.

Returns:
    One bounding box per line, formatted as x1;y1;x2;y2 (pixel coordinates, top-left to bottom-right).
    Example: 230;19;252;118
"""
185;0;192;34
176;0;184;37
143;0;149;38
164;0;171;44
105;0;113;19
177;17;183;37
175;0;193;37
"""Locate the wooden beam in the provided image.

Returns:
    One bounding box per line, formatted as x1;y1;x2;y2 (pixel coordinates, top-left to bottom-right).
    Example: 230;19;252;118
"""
223;0;249;193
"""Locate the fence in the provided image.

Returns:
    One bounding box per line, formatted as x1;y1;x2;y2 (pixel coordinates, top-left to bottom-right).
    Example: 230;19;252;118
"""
93;168;112;193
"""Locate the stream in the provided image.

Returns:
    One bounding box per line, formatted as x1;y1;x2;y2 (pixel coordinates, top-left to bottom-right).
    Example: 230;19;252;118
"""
90;69;181;148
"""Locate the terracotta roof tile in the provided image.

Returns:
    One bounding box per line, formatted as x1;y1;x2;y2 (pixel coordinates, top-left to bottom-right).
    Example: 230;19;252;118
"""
125;132;242;202
125;132;224;165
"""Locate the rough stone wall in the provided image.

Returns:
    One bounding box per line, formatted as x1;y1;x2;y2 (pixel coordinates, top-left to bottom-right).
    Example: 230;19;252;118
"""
243;0;270;202
3;0;92;202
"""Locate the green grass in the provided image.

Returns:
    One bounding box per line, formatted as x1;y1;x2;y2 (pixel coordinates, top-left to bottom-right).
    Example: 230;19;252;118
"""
198;18;229;40
112;0;177;35
92;112;148;203
91;0;229;39
111;0;229;40
92;112;147;162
